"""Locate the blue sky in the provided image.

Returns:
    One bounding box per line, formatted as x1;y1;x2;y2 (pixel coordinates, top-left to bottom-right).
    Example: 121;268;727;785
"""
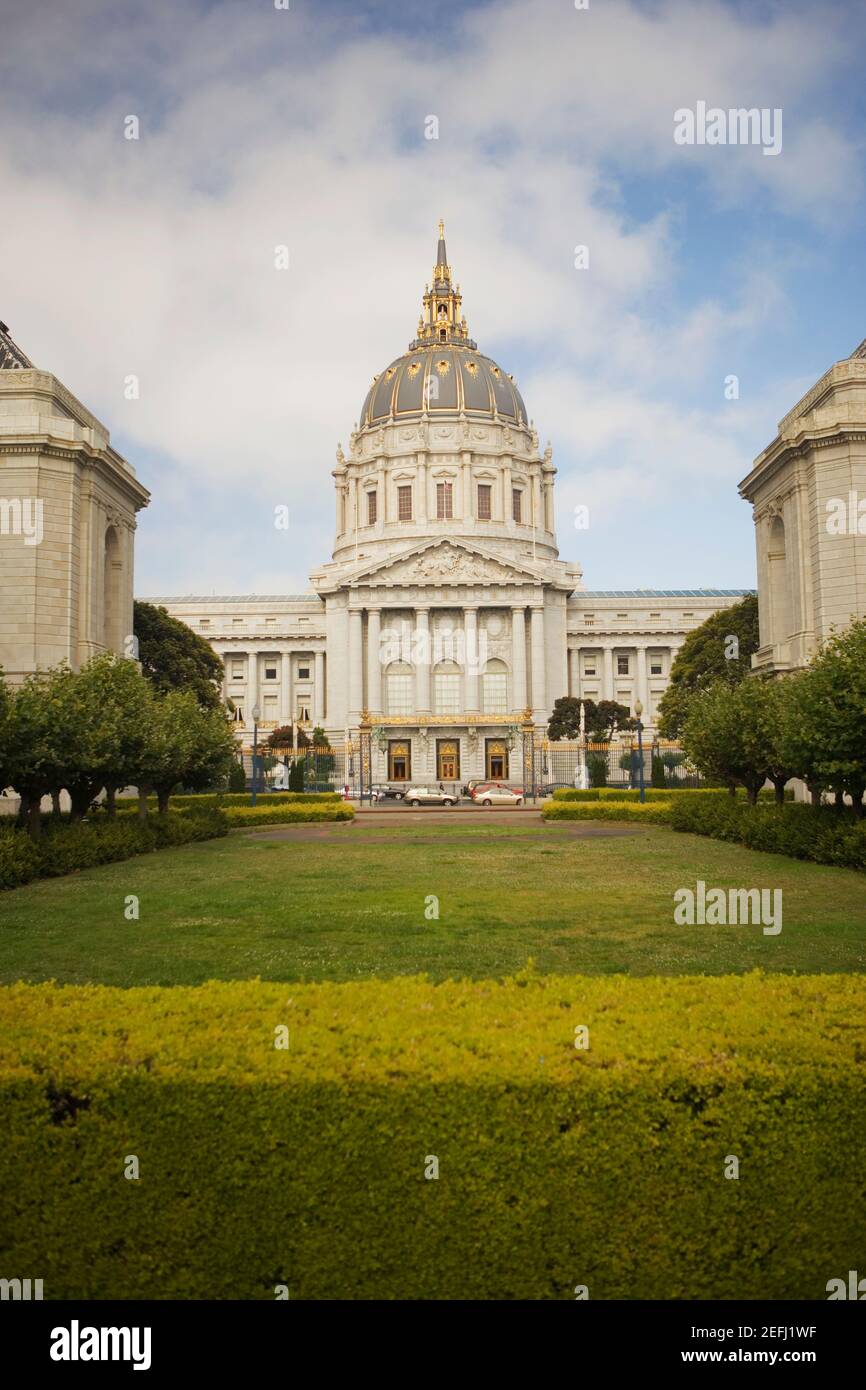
1;0;864;595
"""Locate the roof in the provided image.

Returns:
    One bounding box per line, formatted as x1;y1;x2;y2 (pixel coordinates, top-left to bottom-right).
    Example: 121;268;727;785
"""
0;320;34;370
361;345;526;427
142;595;320;604
577;589;753;599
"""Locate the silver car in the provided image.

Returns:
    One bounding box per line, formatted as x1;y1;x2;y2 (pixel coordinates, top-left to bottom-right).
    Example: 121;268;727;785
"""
404;786;458;806
472;782;523;806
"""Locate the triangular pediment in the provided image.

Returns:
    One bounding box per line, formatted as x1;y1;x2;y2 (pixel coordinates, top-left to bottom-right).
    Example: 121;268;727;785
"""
344;538;547;588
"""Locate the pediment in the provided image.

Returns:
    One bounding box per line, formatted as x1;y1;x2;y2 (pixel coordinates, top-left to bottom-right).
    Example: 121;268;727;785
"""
349;539;544;588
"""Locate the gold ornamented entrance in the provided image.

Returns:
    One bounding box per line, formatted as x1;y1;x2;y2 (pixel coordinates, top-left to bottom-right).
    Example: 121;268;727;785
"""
436;738;460;780
485;738;508;780
388;740;411;782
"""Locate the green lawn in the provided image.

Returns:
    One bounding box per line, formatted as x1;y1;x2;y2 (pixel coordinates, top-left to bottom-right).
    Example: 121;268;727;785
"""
1;822;864;985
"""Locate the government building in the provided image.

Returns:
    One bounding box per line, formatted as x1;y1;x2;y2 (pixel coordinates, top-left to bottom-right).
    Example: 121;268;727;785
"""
149;227;747;785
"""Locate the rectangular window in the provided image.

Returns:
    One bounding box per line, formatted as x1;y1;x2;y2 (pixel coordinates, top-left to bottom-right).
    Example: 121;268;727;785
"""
398;485;413;521
477;484;492;520
199;618;210;627
297;700;311;722
584;663;596;677
230;660;243;680
650;612;661;620
297;666;310;679
434;672;460;714
387;673;413;716
263;696;277;717
436;481;453;519
264;665;277;681
367;490;377;525
512;488;522;523
650;659;663;676
617;655;629;675
232;618;243;627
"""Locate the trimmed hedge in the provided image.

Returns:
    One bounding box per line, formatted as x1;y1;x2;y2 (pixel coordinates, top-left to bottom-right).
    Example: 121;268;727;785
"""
225;803;354;827
670;798;866;870
0;811;227;891
551;787;792;803
542;799;673;824
0;972;864;1299
120;791;342;810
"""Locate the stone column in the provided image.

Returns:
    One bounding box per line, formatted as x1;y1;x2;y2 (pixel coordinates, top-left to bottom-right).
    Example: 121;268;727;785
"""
569;647;580;699
247;650;258;720
464;607;479;711
602;645;614;701
314;649;325;723
415;608;431;712
511;607;527;711
532;471;542;528
366;608;382;713
348;608;363;720
635;643;648;717
279;651;292;723
501;457;512;522
530;604;546;715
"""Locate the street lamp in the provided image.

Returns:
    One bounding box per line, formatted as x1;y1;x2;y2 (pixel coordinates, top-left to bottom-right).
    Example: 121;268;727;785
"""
251;703;261;806
634;698;646;804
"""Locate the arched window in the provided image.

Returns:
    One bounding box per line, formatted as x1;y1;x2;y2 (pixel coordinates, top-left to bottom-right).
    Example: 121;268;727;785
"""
433;660;461;715
386;662;414;716
767;514;791;646
103;525;122;651
482;658;508;714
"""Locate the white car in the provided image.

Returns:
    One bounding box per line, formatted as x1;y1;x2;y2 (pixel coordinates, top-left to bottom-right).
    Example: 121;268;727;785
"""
404;786;458;806
471;782;523;806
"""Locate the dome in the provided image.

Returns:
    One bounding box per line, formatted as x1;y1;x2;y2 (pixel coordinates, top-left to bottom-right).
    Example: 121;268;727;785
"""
359;222;527;429
361;346;527;427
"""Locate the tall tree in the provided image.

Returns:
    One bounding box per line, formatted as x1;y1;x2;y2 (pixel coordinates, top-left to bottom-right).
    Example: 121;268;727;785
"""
657;593;759;738
134;601;224;710
548;696;635;742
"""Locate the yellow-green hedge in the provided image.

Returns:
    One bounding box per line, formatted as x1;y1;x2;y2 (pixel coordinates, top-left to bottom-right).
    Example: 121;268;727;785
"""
224;803;354;826
1;972;864;1299
543;799;672;823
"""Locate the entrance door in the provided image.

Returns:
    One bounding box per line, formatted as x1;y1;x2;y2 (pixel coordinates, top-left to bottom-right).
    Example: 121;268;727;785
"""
388;741;411;782
486;738;508;780
436;739;460;780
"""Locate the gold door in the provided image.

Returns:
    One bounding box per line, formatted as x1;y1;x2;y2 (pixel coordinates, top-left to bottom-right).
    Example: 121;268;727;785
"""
436;739;460;780
486;739;507;780
388;741;411;782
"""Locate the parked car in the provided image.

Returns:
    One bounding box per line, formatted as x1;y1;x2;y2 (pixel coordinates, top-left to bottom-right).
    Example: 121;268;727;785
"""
404;786;459;806
371;784;405;802
470;782;523;806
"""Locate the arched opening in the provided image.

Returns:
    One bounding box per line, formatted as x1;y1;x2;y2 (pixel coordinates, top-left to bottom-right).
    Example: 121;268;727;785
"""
767;514;791;648
482;658;508;714
433;659;461;715
103;525;122;652
386;661;413;717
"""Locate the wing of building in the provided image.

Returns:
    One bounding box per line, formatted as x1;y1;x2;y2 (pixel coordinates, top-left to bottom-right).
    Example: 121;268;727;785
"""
0;321;149;683
149;227;749;783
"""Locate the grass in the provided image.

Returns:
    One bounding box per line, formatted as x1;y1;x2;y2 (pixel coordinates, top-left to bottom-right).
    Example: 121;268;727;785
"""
1;821;864;986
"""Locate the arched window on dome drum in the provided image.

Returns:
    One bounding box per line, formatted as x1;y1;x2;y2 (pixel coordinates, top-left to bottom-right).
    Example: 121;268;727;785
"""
433;660;461;715
436;482;452;520
386;662;413;717
482;659;508;715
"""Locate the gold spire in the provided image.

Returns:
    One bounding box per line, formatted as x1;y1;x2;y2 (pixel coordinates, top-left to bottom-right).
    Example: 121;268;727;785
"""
410;223;476;351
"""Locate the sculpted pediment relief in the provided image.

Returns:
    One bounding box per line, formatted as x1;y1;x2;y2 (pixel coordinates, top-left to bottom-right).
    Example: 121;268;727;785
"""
357;540;539;587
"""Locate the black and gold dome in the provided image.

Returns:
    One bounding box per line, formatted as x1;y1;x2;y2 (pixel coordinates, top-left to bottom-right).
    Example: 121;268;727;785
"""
360;224;527;428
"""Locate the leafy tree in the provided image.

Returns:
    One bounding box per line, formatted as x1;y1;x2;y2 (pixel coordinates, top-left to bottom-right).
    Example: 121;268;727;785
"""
681;675;792;803
783;619;866;814
289;759;305;792
63;655;154;818
5;667;78;836
0;669;12;794
548;696;635;742
134;601;224;710
681;682;754;800
651;756;666;788
136;690;197;816
586;753;607;787
657;594;759;738
268;724;296;750
227;759;247;793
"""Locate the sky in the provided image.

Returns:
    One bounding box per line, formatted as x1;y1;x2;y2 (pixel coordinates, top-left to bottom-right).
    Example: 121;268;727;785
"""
1;0;864;596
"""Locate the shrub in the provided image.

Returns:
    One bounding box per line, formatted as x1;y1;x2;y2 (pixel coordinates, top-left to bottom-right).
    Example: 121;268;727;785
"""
651;755;667;789
669;799;866;870
227;760;247;793
542;800;672;824
0;811;227;891
1;972;864;1299
550;787;789;803
224;804;354;827
586;753;607;788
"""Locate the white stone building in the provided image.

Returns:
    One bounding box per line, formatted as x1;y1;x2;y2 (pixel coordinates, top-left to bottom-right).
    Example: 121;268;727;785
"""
0;322;149;684
153;228;748;784
739;336;866;674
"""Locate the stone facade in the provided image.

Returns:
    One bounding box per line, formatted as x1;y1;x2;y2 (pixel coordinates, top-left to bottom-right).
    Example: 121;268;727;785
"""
152;230;749;782
739;336;866;674
0;322;149;683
